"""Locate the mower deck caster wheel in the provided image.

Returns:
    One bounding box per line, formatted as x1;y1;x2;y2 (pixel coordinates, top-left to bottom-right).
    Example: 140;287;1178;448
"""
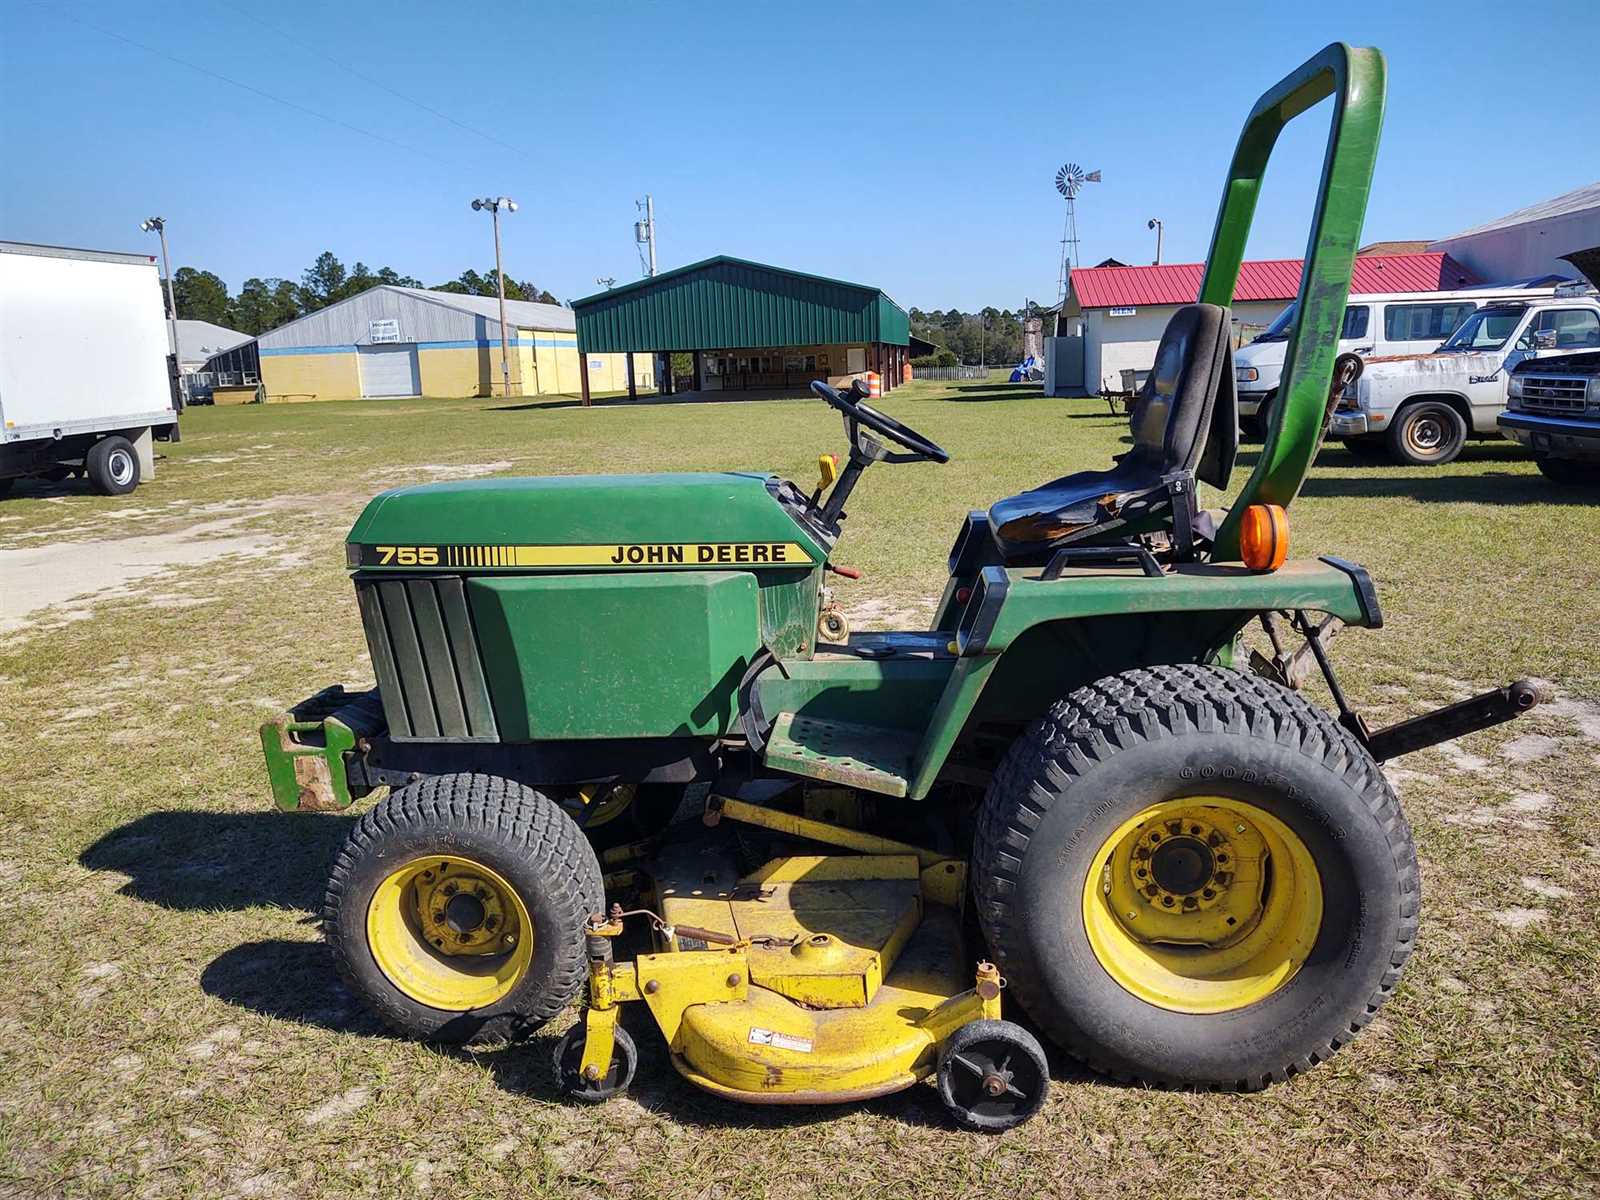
554;1023;637;1103
935;1019;1049;1132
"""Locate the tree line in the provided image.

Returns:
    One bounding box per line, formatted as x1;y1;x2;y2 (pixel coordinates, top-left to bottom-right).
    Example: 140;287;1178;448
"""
907;307;1037;368
171;250;564;336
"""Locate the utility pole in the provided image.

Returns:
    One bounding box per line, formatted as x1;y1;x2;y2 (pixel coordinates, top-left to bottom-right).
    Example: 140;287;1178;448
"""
635;194;657;277
139;217;182;399
472;196;518;397
1147;217;1164;265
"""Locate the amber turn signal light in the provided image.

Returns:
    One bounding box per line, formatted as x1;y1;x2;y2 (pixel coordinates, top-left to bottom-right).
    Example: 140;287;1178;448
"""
1239;503;1289;572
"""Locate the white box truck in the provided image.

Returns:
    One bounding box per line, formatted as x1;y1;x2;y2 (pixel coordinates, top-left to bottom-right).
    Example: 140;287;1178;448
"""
0;241;180;497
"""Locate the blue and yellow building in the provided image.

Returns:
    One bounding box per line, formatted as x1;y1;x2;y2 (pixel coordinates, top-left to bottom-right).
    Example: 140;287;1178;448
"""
249;285;649;401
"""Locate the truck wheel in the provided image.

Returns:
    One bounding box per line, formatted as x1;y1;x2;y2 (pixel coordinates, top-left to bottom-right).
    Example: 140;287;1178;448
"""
1387;401;1466;465
973;664;1419;1090
324;773;604;1045
85;436;140;495
1535;455;1593;485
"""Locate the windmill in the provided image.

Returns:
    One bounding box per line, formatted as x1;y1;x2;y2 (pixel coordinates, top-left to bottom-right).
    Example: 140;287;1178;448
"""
1055;162;1101;301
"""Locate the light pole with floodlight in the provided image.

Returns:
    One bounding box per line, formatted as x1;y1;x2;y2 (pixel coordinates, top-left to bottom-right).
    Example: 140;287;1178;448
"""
139;217;182;395
471;196;518;397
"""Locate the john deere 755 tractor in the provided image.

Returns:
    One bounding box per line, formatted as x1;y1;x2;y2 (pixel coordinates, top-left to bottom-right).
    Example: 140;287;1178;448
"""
262;45;1543;1130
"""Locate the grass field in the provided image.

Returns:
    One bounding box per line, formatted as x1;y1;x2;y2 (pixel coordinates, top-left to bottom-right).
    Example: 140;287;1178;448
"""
1;377;1596;1199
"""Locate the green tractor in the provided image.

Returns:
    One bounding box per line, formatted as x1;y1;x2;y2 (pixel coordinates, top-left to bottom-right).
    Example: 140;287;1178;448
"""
262;44;1543;1131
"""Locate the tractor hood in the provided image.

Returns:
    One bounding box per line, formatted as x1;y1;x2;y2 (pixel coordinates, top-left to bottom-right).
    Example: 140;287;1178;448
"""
345;471;827;572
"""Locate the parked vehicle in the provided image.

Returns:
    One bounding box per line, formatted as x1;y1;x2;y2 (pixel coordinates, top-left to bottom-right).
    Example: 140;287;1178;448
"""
1328;285;1600;464
1235;284;1560;436
0;241;180;497
1502;252;1600;483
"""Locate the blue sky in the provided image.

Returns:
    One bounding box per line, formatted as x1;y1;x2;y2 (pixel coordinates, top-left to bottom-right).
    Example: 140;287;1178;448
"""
2;0;1594;312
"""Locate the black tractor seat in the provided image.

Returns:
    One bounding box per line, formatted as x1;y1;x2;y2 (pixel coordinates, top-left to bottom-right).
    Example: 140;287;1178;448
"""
989;303;1239;562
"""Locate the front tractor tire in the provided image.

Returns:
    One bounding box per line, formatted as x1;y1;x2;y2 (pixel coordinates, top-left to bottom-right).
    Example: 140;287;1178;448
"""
325;773;604;1045
973;664;1419;1090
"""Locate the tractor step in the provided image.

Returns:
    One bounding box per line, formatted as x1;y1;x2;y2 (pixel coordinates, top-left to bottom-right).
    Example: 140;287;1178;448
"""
764;713;916;798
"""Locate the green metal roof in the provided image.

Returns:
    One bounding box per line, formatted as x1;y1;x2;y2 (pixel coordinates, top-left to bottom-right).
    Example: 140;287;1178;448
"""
572;256;910;352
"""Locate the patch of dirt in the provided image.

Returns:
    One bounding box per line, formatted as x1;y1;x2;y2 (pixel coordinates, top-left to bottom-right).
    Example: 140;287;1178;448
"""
186;1024;242;1060
1435;740;1490;773
302;1086;371;1126
1490;907;1548;930
0;517;277;635
376;460;515;484
845;594;937;631
1499;733;1562;763
1519;876;1575;900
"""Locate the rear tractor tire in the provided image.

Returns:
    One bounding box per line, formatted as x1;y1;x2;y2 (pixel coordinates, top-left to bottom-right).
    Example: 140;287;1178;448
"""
973;663;1419;1090
324;772;604;1045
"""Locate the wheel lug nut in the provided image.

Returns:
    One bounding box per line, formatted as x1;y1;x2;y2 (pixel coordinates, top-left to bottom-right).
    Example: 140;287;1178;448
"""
443;883;458;896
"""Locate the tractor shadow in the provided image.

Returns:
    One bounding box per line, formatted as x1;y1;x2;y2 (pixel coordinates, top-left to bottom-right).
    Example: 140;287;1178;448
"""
200;938;388;1038
913;382;1042;403
79;809;352;912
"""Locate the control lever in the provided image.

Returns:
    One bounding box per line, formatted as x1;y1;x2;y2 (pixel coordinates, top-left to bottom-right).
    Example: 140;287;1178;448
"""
809;453;839;507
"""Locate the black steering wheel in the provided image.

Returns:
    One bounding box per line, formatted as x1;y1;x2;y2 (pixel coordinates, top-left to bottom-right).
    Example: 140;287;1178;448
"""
810;379;950;464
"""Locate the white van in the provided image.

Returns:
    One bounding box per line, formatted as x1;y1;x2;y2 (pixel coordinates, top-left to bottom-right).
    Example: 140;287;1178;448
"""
1233;283;1561;430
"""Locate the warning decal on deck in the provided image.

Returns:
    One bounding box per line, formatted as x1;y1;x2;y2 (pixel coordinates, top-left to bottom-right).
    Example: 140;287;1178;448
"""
748;1027;814;1053
354;542;815;569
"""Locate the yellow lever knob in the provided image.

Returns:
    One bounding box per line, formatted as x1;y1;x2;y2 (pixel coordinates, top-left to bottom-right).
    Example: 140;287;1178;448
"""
816;453;839;491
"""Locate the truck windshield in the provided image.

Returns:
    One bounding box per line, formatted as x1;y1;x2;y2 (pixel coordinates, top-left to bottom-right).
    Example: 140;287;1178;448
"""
1254;304;1298;342
1439;307;1525;352
1252;301;1368;342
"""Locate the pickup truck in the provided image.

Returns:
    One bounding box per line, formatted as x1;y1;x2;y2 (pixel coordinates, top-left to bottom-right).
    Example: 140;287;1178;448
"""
1328;290;1600;465
1501;252;1600;484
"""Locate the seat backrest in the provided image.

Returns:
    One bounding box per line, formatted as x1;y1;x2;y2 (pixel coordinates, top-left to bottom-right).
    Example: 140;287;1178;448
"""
1127;303;1237;487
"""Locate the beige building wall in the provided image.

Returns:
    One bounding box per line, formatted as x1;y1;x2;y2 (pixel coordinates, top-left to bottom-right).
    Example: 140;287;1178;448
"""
260;352;361;402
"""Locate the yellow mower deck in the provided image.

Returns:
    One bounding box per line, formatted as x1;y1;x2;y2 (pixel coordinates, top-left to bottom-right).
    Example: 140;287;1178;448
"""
573;803;1004;1105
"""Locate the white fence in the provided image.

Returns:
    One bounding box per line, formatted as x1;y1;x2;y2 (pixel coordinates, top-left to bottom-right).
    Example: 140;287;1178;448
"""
911;365;992;381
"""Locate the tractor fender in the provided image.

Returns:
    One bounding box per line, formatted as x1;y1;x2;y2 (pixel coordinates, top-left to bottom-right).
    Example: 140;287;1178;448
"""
904;556;1380;799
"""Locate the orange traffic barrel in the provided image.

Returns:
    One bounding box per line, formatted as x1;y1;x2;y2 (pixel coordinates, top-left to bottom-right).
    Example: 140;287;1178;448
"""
865;371;882;398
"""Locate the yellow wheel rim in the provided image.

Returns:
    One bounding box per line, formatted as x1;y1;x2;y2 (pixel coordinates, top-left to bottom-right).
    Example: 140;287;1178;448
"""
1082;797;1323;1014
367;855;534;1011
563;783;636;830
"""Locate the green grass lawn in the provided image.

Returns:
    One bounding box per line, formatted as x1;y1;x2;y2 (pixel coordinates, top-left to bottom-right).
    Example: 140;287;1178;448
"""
1;378;1596;1198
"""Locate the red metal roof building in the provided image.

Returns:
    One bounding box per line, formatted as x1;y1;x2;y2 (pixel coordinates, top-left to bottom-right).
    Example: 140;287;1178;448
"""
1049;253;1485;397
1067;252;1480;310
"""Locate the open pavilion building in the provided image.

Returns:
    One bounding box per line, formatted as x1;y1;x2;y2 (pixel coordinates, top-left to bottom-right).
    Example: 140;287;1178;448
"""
570;256;911;405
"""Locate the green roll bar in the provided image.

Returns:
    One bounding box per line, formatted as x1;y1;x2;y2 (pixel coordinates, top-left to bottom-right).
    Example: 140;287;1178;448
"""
1200;43;1387;560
